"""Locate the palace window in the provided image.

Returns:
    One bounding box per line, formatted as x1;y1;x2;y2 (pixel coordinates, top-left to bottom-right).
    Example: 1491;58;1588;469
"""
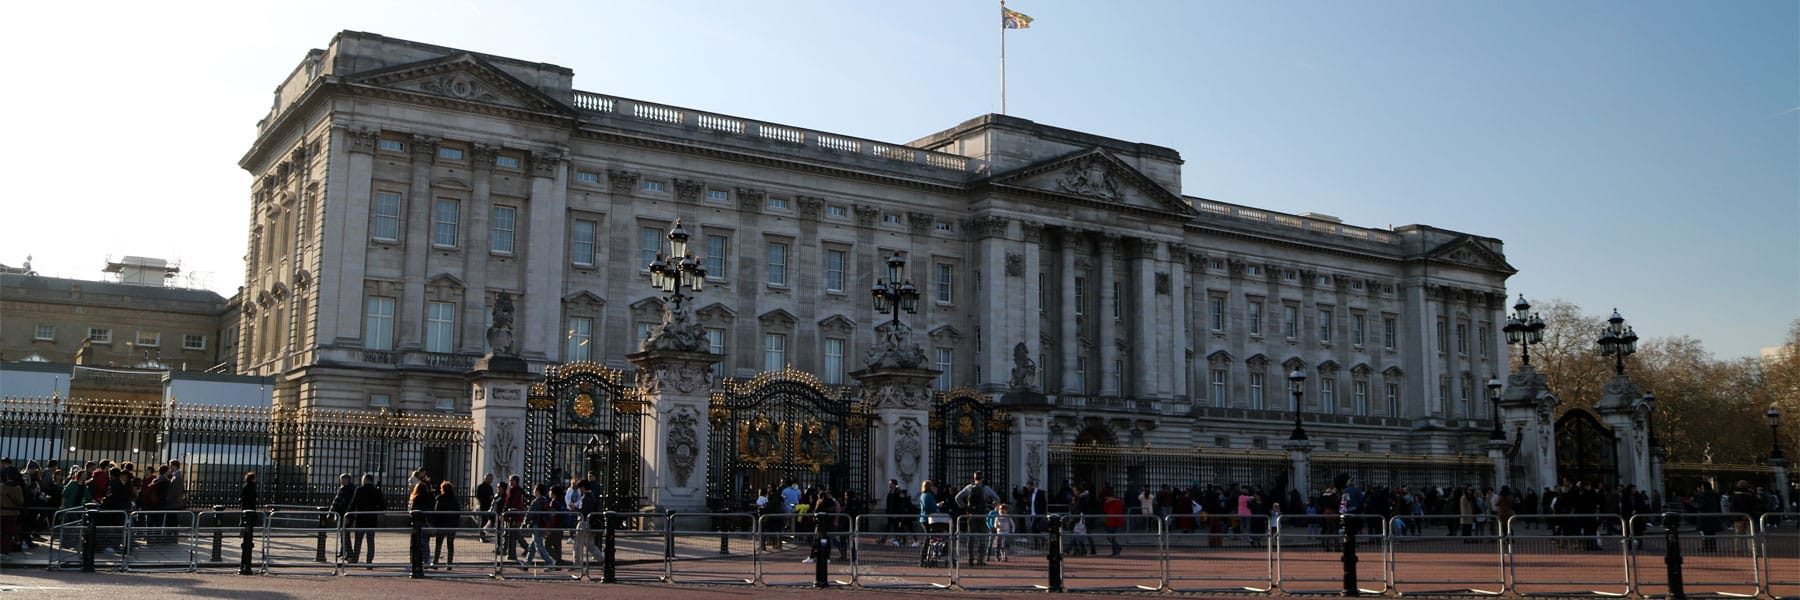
1073;278;1086;316
1386;383;1401;417
1456;322;1469;355
377;139;405;153
1436;318;1448;352
1352;313;1366;346
1209;295;1226;331
706;189;729;203
490;205;516;254
565;317;593;361
425;301;456;353
766;242;788;286
431;198;460;248
640;226;662;268
574;171;601;184
1210;369;1227;407
705;235;728;277
372;191;401;242
1318;308;1333;342
364;297;395;351
495;155;521;169
1248;300;1263;336
1320;378;1337;413
823;338;846;385
34;324;53;341
88;328;112;344
183;334;206;350
135;331;160;347
934;347;953;390
934;263;954;304
824;249;846;292
767;196;789;210
825;205;849;219
642;180;664;193
1283;305;1299;339
436;146;465;161
1384;317;1398;350
1249;372;1266;409
763;334;787;372
570;219;597;266
706;328;726;378
1354;380;1369;416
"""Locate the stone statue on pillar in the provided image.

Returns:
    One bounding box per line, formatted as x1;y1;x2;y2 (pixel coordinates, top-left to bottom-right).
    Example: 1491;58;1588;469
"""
467;291;533;490
473;292;526;373
867;320;926;369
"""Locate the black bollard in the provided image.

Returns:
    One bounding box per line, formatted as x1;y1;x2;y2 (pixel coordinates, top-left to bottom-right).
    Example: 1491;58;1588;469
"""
666;510;677;560
1341;513;1360;596
210;505;224;563
315;507;328;563
1664;512;1686;600
1047;514;1064;592
813;515;829;588
409;510;425;579
239;509;257;575
602;511;618;583
718;513;731;555
80;502;98;572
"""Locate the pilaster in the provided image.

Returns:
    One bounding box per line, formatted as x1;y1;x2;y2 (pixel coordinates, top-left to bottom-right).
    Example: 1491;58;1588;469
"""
523;149;568;361
1097;233;1120;396
1059;227;1080;395
628;349;719;512
399;134;438;350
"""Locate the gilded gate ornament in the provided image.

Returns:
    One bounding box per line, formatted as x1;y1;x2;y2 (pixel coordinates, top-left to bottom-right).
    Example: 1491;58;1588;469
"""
793;418;839;473
738;411;780;469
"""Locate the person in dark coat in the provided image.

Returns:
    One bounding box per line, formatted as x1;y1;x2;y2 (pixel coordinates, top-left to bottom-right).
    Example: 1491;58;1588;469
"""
431;481;460;568
348;473;386;564
329;474;355;561
239;471;259;535
474;473;495;543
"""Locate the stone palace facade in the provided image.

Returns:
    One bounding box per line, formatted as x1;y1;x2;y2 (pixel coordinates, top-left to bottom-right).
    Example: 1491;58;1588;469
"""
239;32;1515;491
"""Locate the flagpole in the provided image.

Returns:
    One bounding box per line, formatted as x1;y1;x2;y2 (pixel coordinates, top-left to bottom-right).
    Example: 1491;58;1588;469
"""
1000;0;1007;114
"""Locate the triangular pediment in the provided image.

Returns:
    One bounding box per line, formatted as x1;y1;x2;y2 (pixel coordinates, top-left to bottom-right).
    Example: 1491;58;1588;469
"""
989;148;1196;216
346;53;575;116
1426;236;1517;275
561;291;605;309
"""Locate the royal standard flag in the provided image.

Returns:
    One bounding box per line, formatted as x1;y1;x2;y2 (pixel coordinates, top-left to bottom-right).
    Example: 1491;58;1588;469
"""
1002;7;1034;29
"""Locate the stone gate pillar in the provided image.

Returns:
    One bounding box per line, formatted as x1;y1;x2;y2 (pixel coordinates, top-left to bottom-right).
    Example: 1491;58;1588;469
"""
628;349;717;513
851;366;937;498
468;355;531;489
998;343;1049;495
1499;364;1560;496
1285;439;1314;500
1595;374;1651;490
1487;438;1511;491
1771;457;1791;516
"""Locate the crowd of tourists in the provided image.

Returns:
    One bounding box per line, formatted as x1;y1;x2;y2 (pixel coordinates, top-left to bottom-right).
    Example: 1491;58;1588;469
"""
0;456;189;558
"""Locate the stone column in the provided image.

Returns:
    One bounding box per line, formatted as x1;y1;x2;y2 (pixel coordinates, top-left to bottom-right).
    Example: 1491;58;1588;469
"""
522;151;568;361
852;366;938;495
1059;228;1080;395
399;135;438;350
462;145;496;353
468;360;533;489
628;349;719;512
1020;223;1044;391
1097;234;1120;396
1285;439;1314;500
1129;239;1159;399
975;216;1010;390
1168;245;1188;400
1487;438;1511;490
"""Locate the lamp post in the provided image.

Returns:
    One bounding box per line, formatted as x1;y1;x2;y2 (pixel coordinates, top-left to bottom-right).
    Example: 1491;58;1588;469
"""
647;219;706;303
1289;368;1308;441
1597;308;1639;376
1487;377;1504;441
869;253;920;327
1502;294;1546;366
1769;406;1785;462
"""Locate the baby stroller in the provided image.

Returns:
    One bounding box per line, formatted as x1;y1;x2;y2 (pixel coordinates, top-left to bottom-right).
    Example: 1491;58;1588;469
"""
919;513;953;568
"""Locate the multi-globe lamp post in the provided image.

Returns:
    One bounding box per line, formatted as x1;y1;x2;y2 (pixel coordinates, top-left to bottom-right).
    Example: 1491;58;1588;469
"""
1769;406;1785;462
869;253;920;326
1597;308;1640;375
1288;368;1308;441
1502;294;1546;365
1487;377;1504;441
648;219;706;301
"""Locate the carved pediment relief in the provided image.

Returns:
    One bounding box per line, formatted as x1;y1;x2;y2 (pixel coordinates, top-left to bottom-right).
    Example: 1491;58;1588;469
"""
1205;350;1233;366
758;309;797;330
989;148;1196;216
346;53;575;116
562;291;605;311
629;297;665;320
928;325;963;343
1426;236;1518;275
818;315;855;336
697;303;737;324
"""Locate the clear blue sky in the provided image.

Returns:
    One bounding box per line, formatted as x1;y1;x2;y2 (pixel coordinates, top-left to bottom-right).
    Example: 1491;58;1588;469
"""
1;0;1793;358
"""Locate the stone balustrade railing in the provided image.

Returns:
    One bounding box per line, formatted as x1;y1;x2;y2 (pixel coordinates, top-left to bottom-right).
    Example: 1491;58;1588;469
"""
1195;200;1400;244
571;90;979;175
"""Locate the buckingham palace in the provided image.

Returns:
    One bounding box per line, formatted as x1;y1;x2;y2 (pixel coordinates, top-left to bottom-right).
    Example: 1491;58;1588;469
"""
234;31;1516;501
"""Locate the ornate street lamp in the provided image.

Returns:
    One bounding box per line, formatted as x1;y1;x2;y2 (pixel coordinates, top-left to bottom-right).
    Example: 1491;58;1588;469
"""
869;253;919;327
648;219;706;299
1769;406;1785;461
1487;376;1504;441
641;219;708;351
1502;294;1546;366
1288;368;1308;441
1596;308;1639;376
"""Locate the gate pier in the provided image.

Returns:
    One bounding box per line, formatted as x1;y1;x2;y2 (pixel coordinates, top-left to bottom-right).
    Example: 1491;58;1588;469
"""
852;365;938;496
630;349;720;513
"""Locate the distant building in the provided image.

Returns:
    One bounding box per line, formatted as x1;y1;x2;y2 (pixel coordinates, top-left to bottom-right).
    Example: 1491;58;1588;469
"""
0;259;233;370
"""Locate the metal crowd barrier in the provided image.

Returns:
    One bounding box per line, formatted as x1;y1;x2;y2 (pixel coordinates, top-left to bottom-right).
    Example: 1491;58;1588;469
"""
336;510;421;577
583;511;664;582
667;512;758;585
1506;513;1630;597
947;512;1049;591
755;512;851;586
1273;514;1389;596
1164;513;1272;593
124;510;197;572
1629;512;1760;598
410;510;496;578
847;513;951;589
1056;513;1163;592
263;509;337;575
1762;512;1799;598
193;506;246;570
491;509;584;580
1387;514;1505;596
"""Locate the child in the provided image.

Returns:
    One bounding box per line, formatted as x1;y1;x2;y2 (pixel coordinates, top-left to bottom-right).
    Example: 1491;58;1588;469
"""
990;504;1015;562
1270;502;1282;539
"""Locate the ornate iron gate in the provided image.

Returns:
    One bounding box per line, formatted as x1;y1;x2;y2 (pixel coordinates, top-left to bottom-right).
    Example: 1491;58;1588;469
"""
931;387;1011;490
525;362;644;510
706;368;871;510
1556;407;1619;488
